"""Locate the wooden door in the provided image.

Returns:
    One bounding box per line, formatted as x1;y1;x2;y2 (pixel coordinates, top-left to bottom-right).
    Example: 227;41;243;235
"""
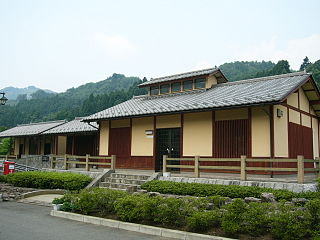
109;127;131;168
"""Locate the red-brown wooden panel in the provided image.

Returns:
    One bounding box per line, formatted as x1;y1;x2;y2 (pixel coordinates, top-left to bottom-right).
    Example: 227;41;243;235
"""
289;122;313;159
109;127;131;168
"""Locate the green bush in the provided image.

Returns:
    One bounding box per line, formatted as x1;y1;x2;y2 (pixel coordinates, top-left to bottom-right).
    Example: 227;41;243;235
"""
306;199;320;231
5;171;92;190
187;210;222;232
141;180;320;201
221;199;247;235
0;174;6;183
270;204;311;240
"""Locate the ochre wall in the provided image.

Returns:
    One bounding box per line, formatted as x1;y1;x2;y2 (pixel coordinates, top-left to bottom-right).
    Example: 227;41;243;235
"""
183;112;212;156
299;88;310;113
14;137;20;155
312;118;319;158
156;114;181;129
215;108;248;121
24;138;29;155
287;92;299;108
111;119;130;128
251;107;271;157
57;136;67;155
301;114;311;128
289;109;300;124
206;75;217;88
273;105;288;157
99;120;109;155
131;117;154;156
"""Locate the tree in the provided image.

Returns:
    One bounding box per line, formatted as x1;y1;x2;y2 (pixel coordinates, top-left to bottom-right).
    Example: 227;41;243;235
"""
299;56;312;71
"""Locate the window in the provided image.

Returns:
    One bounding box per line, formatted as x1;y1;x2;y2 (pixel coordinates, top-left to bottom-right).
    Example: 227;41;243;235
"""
150;86;159;95
195;78;205;89
160;84;170;94
171;82;181;92
183;80;193;91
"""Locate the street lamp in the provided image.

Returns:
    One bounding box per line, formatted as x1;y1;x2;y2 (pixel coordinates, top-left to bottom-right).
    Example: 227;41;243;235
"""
0;92;8;105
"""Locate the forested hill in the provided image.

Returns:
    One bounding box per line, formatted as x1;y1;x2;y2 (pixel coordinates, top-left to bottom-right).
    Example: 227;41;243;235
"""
0;58;320;128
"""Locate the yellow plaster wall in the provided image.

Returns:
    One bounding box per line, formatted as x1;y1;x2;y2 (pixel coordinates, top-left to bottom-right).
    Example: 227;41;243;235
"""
57;136;67;155
14;138;20;155
111;119;130;128
183;112;212;156
299;88;310;113
273;105;288;157
301;114;311;128
251;107;271;157
24;138;29;155
215;108;248;121
287;92;299;108
156;115;181;129
99;120;109;155
312;118;319;158
289;109;300;124
311;107;316;116
131;117;154;156
206;75;217;88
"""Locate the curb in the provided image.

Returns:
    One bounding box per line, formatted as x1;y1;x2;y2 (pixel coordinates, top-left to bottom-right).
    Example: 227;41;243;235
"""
50;210;234;240
20;189;65;199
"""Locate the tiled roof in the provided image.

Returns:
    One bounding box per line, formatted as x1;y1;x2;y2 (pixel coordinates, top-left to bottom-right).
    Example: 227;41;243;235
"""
83;72;311;121
0;120;66;137
42;117;98;134
138;67;221;87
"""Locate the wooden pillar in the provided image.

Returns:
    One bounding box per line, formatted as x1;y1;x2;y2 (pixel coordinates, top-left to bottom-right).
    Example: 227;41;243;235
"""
85;154;90;171
194;155;200;178
64;154;68;170
297;155;304;184
316;157;320;178
111;155;116;170
163;155;167;173
240;155;247;181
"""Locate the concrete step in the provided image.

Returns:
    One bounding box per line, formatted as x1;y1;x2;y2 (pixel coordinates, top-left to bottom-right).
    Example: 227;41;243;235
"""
103;177;147;185
99;187;127;191
99;182;141;190
110;173;150;181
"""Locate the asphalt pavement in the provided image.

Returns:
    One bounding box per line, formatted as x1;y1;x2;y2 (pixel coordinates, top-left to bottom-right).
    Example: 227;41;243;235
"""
0;201;172;240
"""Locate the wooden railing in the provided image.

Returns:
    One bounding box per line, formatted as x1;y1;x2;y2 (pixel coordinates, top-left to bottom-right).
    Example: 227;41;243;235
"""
0;155;18;160
51;154;116;171
163;155;320;184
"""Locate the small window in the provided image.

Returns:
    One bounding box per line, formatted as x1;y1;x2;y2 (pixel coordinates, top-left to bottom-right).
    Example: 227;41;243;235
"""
160;84;170;94
150;86;159;95
171;82;181;92
183;80;193;91
195;78;205;89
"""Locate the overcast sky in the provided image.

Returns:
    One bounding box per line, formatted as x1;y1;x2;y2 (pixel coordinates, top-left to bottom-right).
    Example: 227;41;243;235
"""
0;0;319;92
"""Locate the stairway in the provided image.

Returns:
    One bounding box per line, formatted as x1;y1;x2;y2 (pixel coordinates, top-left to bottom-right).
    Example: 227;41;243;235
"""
99;172;150;191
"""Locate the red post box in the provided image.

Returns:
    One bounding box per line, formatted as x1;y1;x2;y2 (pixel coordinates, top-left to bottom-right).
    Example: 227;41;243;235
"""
4;161;15;175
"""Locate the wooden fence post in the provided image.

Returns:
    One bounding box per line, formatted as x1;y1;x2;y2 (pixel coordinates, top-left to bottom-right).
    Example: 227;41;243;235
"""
297;155;304;184
85;154;90;171
5;155;8;161
240;155;247;181
50;156;54;169
195;156;200;178
163;155;167;173
64;154;68;170
316;157;320;178
111;155;116;170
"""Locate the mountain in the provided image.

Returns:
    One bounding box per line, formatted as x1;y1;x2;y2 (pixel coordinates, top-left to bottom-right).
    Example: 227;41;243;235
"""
0;86;55;101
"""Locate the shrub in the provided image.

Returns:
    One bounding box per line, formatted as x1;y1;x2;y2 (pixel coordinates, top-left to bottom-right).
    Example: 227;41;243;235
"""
141;180;320;201
221;199;247;235
187;210;222;232
5;171;92;190
306;199;320;231
0;174;6;183
270;204;311;240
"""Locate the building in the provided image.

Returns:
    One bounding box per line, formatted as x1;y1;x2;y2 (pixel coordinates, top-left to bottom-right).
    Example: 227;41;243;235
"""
83;68;320;171
0;118;98;157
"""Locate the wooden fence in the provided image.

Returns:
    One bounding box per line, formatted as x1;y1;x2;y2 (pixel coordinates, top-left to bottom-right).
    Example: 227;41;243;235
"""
0;155;18;160
163;155;320;184
51;154;116;171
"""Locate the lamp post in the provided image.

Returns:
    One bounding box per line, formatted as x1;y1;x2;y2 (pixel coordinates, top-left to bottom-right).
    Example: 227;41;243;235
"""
0;92;8;105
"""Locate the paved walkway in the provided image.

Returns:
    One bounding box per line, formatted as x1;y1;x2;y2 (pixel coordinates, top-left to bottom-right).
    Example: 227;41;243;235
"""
22;194;63;204
0;201;172;240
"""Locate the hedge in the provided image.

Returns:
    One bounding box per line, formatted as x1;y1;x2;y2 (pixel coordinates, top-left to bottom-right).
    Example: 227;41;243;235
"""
140;180;320;201
57;188;320;239
4;171;92;190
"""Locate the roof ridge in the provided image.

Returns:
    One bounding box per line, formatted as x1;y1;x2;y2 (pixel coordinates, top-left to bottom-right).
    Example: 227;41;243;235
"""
217;71;310;87
150;67;218;81
17;120;66;127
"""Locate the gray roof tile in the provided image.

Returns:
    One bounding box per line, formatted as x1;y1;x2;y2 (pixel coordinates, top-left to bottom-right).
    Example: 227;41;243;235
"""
0;120;66;137
84;72;311;121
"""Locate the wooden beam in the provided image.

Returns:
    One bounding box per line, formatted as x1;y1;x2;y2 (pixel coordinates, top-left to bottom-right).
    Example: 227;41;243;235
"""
310;100;320;105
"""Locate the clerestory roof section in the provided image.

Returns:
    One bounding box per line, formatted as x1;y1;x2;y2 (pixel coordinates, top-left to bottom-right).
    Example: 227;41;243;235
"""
138;67;227;87
0;120;66;138
83;72;314;122
42;117;98;135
